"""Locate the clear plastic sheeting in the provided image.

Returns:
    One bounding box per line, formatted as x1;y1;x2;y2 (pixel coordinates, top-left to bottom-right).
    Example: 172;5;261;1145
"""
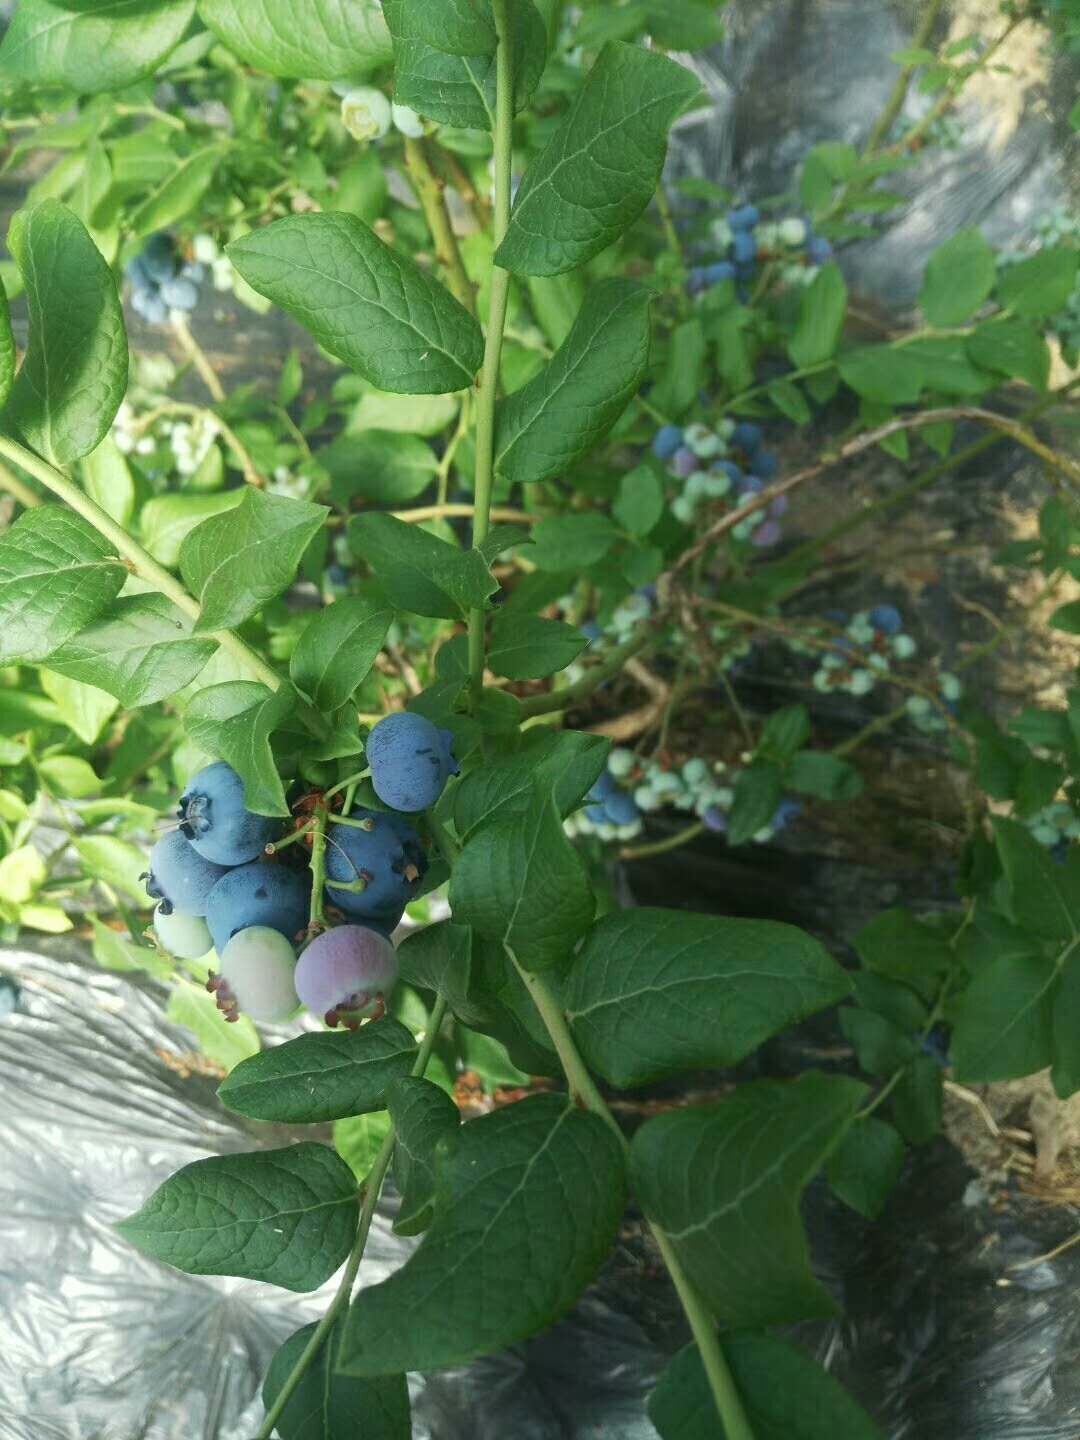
7;940;1080;1439
666;0;1078;308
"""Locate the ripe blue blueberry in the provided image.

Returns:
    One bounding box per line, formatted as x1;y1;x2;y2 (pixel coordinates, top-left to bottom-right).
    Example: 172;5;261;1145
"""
141;233;177;284
131;287;168;325
324;807;428;923
204;860;311;956
366;711;459;813
652;425;684;461
294;924;399;1028
178;762;279;865
807;234;833;265
209;926;299;1023
159;276;198;311
731;421;763;453
731;231;757;266
603;789;640;827
143;830;229;917
704;260;736;284
728;203;760;231
869;603;903;636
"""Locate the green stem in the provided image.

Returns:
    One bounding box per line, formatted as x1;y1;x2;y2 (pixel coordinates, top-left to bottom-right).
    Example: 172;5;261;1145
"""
517;630;653;718
0;458;42;510
255;994;449;1440
405;135;476;314
467;0;515;705
0;434;282;692
324;767;371;802
308;798;328;927
619;820;705;862
863;0;946;153
510;959;756;1440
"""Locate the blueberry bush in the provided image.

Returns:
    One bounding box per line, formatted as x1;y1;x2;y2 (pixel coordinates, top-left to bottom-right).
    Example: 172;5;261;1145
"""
1;0;1079;1435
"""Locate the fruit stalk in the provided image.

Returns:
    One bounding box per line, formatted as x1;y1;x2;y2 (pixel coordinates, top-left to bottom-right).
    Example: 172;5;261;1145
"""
466;0;514;705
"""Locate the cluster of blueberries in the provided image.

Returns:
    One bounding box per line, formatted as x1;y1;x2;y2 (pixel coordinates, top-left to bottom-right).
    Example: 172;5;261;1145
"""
808;605;918;698
565;748;801;847
687;203;834;296
653;418;785;547
144;712;458;1028
1027;799;1080;857
125;234;205;325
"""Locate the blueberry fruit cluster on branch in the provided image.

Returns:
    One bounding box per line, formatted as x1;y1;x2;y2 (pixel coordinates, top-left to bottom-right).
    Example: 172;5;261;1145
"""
144;715;457;1030
124;232;204;324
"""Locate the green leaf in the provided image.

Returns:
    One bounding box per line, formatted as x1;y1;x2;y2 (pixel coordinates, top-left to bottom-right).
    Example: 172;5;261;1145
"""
951;951;1057;1082
0;0;195;93
386;1075;461;1236
167;978;261;1072
339;1095;625;1374
450;727;609;840
967;317;1049;391
319;429;438;506
826;1116;905;1220
997;247;1079;319
383;0;546;129
1050;601;1080;635
854;907;953;991
496;41;698;276
838;346;924;404
335;1110;393;1182
116;1143;358;1292
890;1053;942;1144
128;145;225;239
563;908;850;1088
227;214;483;395
0;844;45;904
768;377;811;424
399;0;496;52
218;1022;415;1124
180;488;327;634
613;462;665;536
290;597;393;711
494;279;652;485
919;226;995;326
650;318;707;419
993;816;1080;941
349;513;495;619
90;915;172;979
73;834;149;902
80;435;135;529
839;1007;916;1077
649;1334;883;1440
787;749;863;801
46;594;217;708
38;754;99;798
728;761;783;845
5;201;128;465
449;788;594;971
140;490;243;568
788;263;848;369
40;670;119;744
0;506;125;664
1052;952;1080;1098
198;0;391;78
264;1318;410;1440
901;336;991;396
488;612;586;680
630;1072;865;1327
183;680;295;816
0;278;12;413
758;704;811;764
645;1;725;49
527;512;617;570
